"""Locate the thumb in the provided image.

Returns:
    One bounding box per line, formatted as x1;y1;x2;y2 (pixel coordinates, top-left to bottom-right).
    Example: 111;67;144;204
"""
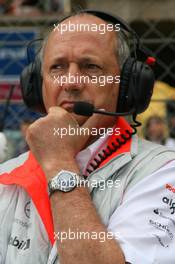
75;113;102;151
76;110;117;151
81;113;103;131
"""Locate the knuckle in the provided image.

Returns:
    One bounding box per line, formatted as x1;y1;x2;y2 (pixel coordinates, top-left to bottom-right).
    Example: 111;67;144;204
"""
48;106;58;114
26;124;35;138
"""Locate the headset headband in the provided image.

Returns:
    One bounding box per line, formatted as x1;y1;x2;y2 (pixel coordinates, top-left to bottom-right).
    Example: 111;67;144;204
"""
20;9;155;115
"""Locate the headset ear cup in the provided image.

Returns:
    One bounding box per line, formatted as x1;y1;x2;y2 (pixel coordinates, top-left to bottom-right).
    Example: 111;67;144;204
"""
20;58;45;112
117;57;135;113
130;61;155;114
117;58;155;114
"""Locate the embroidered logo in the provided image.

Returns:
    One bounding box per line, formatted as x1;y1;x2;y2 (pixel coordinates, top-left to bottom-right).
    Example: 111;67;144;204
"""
162;197;175;214
9;236;30;250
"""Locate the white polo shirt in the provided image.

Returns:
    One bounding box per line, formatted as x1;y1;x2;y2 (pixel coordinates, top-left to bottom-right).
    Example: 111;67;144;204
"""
76;136;175;264
0;135;175;263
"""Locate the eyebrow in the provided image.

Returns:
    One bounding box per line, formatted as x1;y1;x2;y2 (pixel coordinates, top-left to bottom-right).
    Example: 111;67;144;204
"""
50;55;101;64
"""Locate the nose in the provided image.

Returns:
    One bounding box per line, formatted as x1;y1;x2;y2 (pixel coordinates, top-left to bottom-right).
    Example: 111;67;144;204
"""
62;63;85;93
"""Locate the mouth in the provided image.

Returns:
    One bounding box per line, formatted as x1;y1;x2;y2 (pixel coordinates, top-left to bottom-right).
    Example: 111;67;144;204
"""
60;101;76;112
60;100;94;114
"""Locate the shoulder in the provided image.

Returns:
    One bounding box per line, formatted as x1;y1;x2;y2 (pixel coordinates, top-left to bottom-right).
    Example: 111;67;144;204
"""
137;137;174;151
165;138;175;149
0;152;29;200
0;151;29;174
133;137;175;164
125;137;175;190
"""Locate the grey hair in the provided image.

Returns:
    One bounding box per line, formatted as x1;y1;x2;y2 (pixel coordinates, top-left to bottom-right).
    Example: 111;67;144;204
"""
115;30;130;69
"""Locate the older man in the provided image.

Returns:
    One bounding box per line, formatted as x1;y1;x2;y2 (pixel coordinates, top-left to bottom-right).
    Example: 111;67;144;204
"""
0;10;175;264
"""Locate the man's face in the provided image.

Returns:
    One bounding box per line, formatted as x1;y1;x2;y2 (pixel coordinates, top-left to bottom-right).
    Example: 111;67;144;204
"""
42;14;120;126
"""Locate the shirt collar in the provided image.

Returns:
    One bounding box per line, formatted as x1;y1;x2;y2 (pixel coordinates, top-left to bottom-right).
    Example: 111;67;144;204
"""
76;133;109;175
76;117;133;176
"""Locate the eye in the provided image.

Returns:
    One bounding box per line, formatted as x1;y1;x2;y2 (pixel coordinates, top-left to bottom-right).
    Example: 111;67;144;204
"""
50;63;67;76
82;62;103;77
51;64;64;70
86;63;101;69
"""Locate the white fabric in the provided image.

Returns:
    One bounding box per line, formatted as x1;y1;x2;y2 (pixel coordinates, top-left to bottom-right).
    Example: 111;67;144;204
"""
0;183;51;264
1;158;175;263
108;160;175;264
1;144;175;263
165;138;175;150
76;134;109;175
0;132;8;163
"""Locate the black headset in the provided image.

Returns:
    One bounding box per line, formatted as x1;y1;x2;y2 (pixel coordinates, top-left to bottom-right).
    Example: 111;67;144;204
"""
20;9;155;115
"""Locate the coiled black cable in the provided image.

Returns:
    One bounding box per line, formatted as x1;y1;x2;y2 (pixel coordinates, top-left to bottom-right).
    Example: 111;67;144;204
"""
85;115;141;175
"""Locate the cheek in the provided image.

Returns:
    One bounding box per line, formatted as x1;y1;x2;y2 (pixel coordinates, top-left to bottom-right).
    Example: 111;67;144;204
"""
95;83;119;111
109;83;119;109
42;77;61;110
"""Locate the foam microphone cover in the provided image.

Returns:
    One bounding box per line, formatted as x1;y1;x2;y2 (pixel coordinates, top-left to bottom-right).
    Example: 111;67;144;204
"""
73;101;95;116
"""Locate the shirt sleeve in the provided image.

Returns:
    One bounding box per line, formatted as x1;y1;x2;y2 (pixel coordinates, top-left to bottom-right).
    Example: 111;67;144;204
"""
107;160;175;264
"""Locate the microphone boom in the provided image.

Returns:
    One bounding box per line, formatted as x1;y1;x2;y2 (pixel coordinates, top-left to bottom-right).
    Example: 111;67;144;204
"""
73;101;134;117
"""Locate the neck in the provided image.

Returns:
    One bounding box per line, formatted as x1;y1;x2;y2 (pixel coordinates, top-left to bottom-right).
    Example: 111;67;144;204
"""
83;118;118;149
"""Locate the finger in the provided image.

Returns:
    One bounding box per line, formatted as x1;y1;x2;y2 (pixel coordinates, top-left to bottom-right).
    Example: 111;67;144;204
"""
81;112;105;131
48;106;59;114
48;106;67;115
76;113;105;149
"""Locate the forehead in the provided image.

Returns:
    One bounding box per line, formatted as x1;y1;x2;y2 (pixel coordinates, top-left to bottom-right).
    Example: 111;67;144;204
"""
43;14;117;60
